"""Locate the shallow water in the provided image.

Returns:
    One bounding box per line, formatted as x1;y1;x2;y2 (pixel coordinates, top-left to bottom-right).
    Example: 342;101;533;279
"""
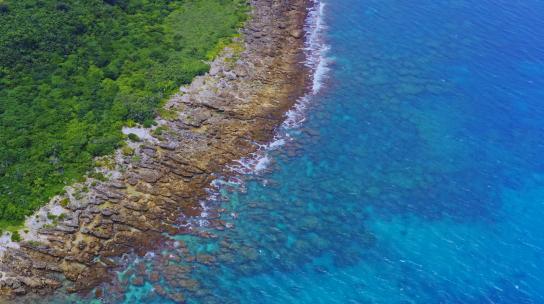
61;0;544;303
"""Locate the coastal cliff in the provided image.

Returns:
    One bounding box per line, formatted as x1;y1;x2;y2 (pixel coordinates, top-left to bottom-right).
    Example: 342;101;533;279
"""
0;0;310;300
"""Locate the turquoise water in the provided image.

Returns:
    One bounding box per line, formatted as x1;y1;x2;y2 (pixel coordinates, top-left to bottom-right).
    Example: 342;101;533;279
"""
68;0;544;303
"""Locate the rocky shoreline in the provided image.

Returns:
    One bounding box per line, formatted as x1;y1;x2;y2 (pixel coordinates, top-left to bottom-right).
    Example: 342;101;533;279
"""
0;0;310;300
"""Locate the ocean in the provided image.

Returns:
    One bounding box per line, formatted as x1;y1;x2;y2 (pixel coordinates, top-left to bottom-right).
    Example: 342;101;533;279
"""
67;0;544;303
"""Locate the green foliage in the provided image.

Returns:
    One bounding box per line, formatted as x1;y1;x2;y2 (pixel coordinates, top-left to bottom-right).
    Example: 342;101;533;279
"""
27;240;43;247
89;171;107;181
10;231;21;242
0;0;247;223
152;126;169;137
121;146;135;156
59;198;69;207
158;108;178;121
127;133;141;142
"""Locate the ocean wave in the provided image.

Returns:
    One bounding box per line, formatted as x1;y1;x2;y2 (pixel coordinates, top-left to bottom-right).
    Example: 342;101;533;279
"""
284;0;330;129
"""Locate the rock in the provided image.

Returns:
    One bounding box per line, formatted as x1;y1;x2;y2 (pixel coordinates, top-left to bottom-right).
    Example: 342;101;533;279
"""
196;254;216;265
55;225;77;234
13;287;27;295
168;292;186;304
110;182;126;189
153;284;167;297
95;287;103;298
5;277;20;289
159;142;177;150
126;174;139;186
19;277;43;289
224;71;237;80
32;261;47;270
131;276;145;286
179;279;199;291
123;201;149;212
290;29;303;39
209;65;222;76
148;271;160;283
139;169;161;184
234;66;248;78
141;146;157;158
43;279;62;289
101;208;114;217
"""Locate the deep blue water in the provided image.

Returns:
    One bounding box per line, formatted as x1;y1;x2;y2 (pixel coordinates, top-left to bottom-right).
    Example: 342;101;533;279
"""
66;0;544;303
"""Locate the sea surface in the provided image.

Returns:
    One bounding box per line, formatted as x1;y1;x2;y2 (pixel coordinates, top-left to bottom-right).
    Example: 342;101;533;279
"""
61;0;544;303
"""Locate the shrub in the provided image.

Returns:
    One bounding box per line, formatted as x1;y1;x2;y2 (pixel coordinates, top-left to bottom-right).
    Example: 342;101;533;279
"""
122;146;135;156
59;198;69;207
127;133;141;142
11;231;21;242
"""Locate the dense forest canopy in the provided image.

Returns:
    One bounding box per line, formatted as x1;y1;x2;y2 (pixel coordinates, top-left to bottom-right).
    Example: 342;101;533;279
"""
0;0;247;225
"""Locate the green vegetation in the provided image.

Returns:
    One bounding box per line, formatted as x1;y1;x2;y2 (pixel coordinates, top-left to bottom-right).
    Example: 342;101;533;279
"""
0;0;247;226
127;133;141;142
10;231;21;242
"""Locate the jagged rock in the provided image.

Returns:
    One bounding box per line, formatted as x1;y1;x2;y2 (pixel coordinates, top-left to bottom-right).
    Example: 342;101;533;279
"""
234;66;248;77
123;201;149;212
153;284;167;297
139;169;161;183
19;277;43;289
168;292;186;304
56;225;77;234
110;182;126;189
101;208;114;217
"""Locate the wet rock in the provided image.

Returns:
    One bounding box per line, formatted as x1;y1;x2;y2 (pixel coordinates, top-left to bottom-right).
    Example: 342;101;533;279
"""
196;254;216;265
95;287;103;298
179;279;199;292
148;271;160;283
153;284;167;297
131;276;145;286
168;292;186;304
241;246;259;261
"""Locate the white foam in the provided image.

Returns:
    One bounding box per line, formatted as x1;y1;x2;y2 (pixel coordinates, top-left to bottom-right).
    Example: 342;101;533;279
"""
305;1;331;95
284;0;331;129
254;155;271;172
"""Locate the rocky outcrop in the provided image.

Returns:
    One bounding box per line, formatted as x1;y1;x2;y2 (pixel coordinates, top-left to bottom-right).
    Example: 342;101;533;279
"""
0;0;310;300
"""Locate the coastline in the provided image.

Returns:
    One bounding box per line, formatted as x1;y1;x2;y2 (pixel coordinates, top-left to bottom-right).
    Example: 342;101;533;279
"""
0;0;311;300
